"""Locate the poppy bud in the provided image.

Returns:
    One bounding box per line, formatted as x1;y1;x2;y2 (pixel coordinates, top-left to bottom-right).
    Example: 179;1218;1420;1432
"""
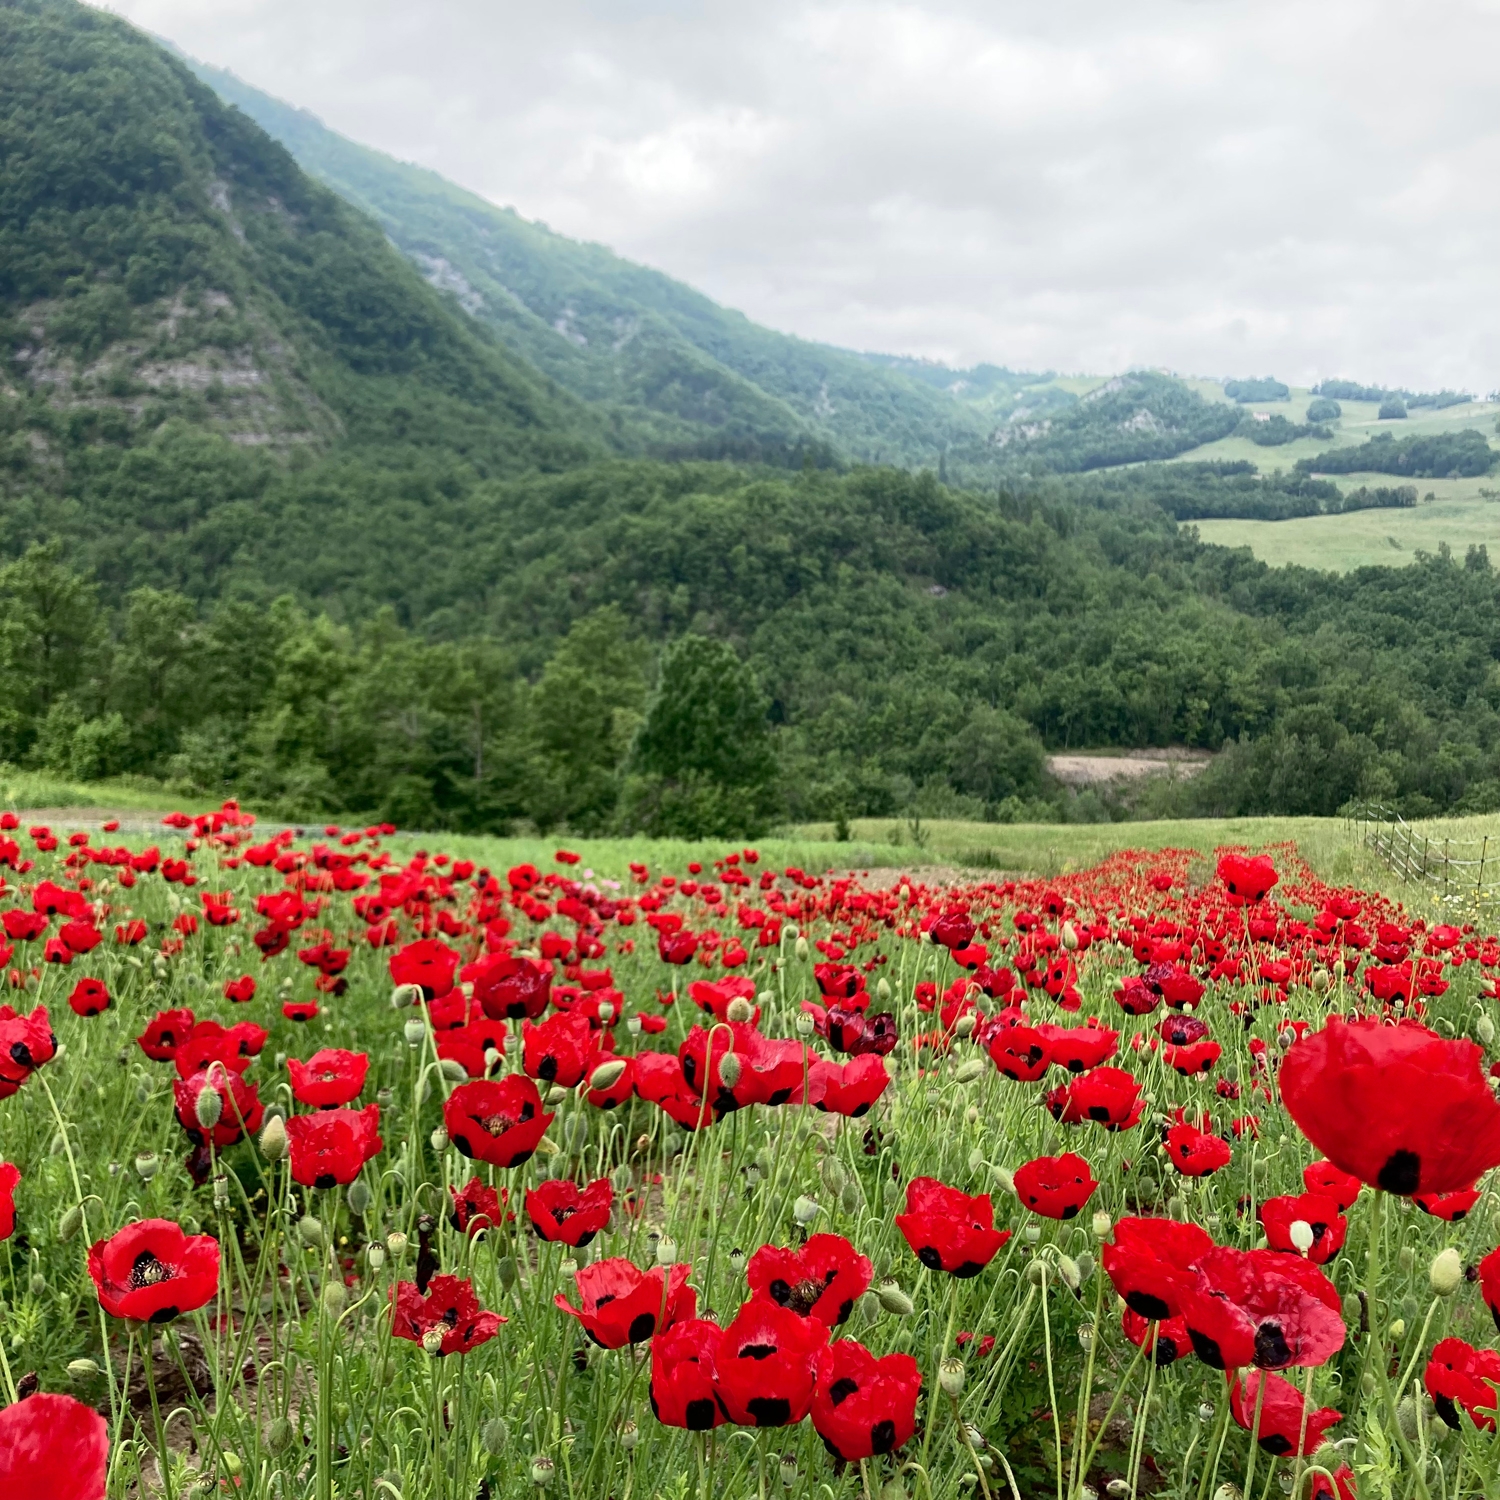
618;1420;639;1452
194;1087;223;1130
58;1203;83;1242
939;1357;966;1396
481;1417;510;1455
954;1057;984;1083
29;1272;46;1295
857;1290;881;1324
1360;1372;1376;1397
259;1116;288;1162
1022;1224;1041;1244
779;1453;798;1488
439;1059;468;1082
484;1047;502;1072
1056;1254;1081;1290
347;1179;372;1215
876;1278;914;1316
1288;1219;1316;1255
820;1155;848;1194
795;1013;815;1038
1026;1260;1047;1286
545;1086;569;1106
1398;1246;1415;1272
793;1194;821;1225
68;1358;100;1380
366;1243;385;1271
267;1417;294;1454
655;1236;678;1266
298;1215;325;1248
840;1180;861;1214
1074;1252;1094;1284
430;1127;449;1152
1091;1211;1112;1239
726;997;755;1023
422;1326;445;1355
1396;1395;1426;1441
1478;1013;1496;1047
589;1058;628;1093
1341;1293;1361;1324
1387;1318;1405;1341
954;1015;976;1040
1430;1246;1464;1297
717;1052;743;1089
877;977;892;1002
497;1255;518;1288
135;1151;160;1181
531;1455;556;1488
403;1019;426;1046
795;936;809;962
391;984;422;1009
610;1163;634;1193
879;1483;908;1500
323;1281;347;1316
1061;922;1078;951
386;1230;408;1258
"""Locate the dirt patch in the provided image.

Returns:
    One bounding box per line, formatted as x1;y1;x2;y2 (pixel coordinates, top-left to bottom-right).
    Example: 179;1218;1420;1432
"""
1047;750;1211;788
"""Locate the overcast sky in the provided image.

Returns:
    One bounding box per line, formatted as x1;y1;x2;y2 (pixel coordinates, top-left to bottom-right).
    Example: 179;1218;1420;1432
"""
96;0;1500;391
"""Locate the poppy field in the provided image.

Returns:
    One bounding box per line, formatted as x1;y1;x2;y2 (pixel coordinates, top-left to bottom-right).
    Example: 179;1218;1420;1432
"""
4;812;1500;1498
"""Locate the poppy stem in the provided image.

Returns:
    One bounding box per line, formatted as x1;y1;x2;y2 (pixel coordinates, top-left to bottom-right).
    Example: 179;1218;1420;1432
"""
143;1327;174;1500
1193;1388;1232;1500
1064;1259;1106;1496
1036;1262;1064;1500
949;1392;994;1500
1242;1369;1268;1499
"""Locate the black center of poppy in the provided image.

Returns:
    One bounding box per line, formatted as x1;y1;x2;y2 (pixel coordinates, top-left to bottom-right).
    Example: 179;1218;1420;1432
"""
627;1312;656;1343
1258;1433;1292;1456
1378;1150;1421;1195
870;1418;897;1453
739;1341;778;1360
917;1246;944;1272
130;1250;173;1289
685;1397;717;1430
1154;1336;1178;1366
828;1377;858;1405
1253;1322;1292;1369
746;1396;791;1427
952;1260;985;1279
478;1113;514;1137
1188;1328;1226;1369
314;1173;337;1190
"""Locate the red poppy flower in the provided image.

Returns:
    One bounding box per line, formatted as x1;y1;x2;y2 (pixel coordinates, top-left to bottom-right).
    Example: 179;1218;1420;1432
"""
931;911;976;951
223;975;256;1004
1229;1370;1341;1455
391;1274;503;1355
1179;1246;1344;1370
137;1008;195;1062
1121;1308;1190;1366
87;1218;220;1322
1478;1247;1500;1332
1308;1468;1357;1500
555;1258;695;1348
805;1055;890;1117
1165;1119;1232;1178
66;978;110;1017
1280;1018;1500;1195
714;1299;829;1427
1427;1337;1500;1430
436;1018;509;1080
658;931;699;965
525;1177;613;1247
1038;1024;1118;1073
1259;1194;1346;1265
1414;1187;1482;1221
650;1318;725;1430
583;1052;635;1109
1102;1217;1215;1321
449;1177;509;1236
0;1003;55;1097
895;1177;1010;1278
1013;1153;1099;1221
114;919;148;946
282;1000;319;1022
288;1049;369;1108
522;1011;597;1088
0;1161;17;1241
174;1022;251;1079
1164;1039;1222;1076
689;976;758;1023
0;1391;108;1500
2;910;47;942
172;1070;263;1148
983;1022;1047;1083
811;1338;921;1461
1113;975;1161;1016
747;1233;873;1327
443;1076;554;1168
286;1104;382;1188
1046;1066;1145;1130
1302;1160;1361;1212
388;938;460;999
471;953;552;1020
1217;853;1279;904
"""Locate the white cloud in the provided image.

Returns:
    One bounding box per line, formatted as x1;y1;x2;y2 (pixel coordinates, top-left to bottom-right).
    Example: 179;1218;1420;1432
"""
95;0;1500;390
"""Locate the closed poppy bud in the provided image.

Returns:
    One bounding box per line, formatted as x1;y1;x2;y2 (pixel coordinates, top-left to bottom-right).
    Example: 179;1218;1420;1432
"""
1479;1013;1497;1046
1431;1247;1464;1297
391;984;422;1009
323;1281;347;1316
993;1166;1015;1195
727;997;756;1023
796;937;809;962
877;978;892;1003
58;1203;83;1242
267;1417;294;1453
876;1279;914;1316
195;1086;223;1130
347;1179;372;1215
259;1116;288;1161
717;1052;743;1089
1061;922;1078;951
439;1058;468;1082
298;1215;325;1248
939;1357;965;1395
954;1058;985;1084
589;1059;628;1093
68;1357;100;1379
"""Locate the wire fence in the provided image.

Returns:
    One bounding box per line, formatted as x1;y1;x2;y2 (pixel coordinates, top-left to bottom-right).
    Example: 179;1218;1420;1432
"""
1346;803;1500;916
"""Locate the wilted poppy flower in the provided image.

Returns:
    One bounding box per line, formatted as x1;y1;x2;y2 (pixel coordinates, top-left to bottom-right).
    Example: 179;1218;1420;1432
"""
1046;1066;1144;1130
87;1218;220;1322
0;1391;108;1500
388;938;460;1000
137;1008;195;1062
1259;1194;1346;1264
805;1054;890;1117
1229;1370;1341;1455
895;1177;1010;1277
1165;1119;1232;1178
1013;1153;1098;1220
471;953;552;1020
1218;853;1279;904
173;1070;264;1149
1180;1246;1344;1371
525;1177;613;1247
555;1258;695;1348
288;1049;369;1109
449;1177;509;1237
0;1161;16;1241
1302;1160;1361;1212
522;1011;597;1088
391;1275;503;1355
1427;1337;1500;1430
444;1076;554;1168
747;1233;873;1326
1280;1018;1500;1195
66;978;110;1017
650;1318;725;1430
1103;1217;1215;1321
223;975;256;1004
286;1104;382;1189
988;1025;1049;1082
714;1300;829;1427
1414;1188;1482;1221
1121;1308;1190;1366
811;1339;921;1460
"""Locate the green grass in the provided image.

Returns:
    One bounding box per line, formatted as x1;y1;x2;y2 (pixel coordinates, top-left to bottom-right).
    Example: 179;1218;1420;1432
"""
0;767;185;814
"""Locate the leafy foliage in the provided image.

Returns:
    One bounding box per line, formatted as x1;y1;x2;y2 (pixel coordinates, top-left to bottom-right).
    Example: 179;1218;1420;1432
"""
1222;377;1289;402
1298;429;1498;479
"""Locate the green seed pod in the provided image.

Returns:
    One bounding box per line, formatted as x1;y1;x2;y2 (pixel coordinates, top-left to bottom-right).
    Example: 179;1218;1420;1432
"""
779;1452;798;1488
347;1179;372;1215
267;1417;294;1454
938;1357;965;1396
135;1151;160;1181
298;1215;325;1248
1091;1211;1112;1239
366;1243;386;1272
655;1237;678;1267
792;1195;821;1226
430;1126;449;1153
618;1419;639;1452
531;1453;556;1487
481;1417;510;1455
386;1230;408;1259
403;1018;427;1047
58;1204;83;1242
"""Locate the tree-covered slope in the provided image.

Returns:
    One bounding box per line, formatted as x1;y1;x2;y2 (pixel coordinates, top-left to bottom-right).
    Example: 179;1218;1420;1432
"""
0;0;601;548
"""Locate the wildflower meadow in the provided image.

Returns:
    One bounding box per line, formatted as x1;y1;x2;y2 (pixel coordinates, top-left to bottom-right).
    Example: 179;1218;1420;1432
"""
1;808;1499;1500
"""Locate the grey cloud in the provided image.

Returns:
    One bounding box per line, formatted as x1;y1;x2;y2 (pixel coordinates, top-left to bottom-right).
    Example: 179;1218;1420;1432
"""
98;0;1500;388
